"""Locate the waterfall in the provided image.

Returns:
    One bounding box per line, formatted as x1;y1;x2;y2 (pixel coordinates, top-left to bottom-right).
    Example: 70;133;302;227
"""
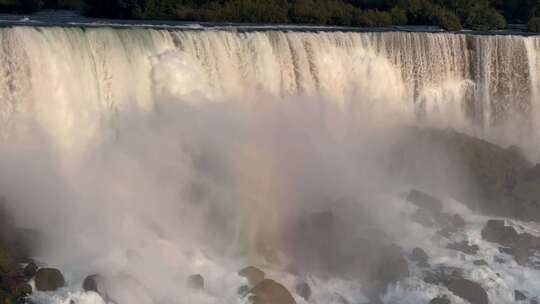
0;27;538;157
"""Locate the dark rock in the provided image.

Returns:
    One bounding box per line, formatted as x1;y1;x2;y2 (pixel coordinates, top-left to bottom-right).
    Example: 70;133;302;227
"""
411;248;429;267
34;268;65;291
249;279;296;304
8;282;31;298
481;220;518;247
430;296;451;304
407;189;444;214
23;262;37;279
447;241;479;255
295;282;311;301
237;285;250;296
83;274;108;297
523;164;540;181
373;245;409;284
187;274;204;290
515;290;527;301
422;266;463;286
473;260;488;266
531;299;539;304
239;266;265;286
498;247;514;255
447;278;488;304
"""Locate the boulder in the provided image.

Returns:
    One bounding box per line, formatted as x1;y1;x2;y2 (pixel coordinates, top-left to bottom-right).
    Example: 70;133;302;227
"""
239;266;265;286
430;296;451;304
295;282;311;301
23;262;38;279
407;190;444;215
34;268;65;291
515;290;527;301
447;278;488;304
411;248;429;267
249;279;296;304
187;274;204;290
83;274;108;297
481;220;519;247
447;241;479;255
473;260;488;266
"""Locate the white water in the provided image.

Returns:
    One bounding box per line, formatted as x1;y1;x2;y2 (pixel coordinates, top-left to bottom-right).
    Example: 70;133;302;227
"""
1;27;540;304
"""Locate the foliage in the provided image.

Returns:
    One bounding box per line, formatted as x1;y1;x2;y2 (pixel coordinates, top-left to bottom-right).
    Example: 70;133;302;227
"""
528;16;540;32
3;0;540;32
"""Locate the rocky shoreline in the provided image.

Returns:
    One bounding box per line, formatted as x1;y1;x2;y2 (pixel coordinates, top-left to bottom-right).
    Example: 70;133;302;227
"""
1;127;540;304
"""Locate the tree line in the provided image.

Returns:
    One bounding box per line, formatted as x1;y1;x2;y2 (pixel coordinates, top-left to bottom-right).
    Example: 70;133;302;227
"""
3;0;540;32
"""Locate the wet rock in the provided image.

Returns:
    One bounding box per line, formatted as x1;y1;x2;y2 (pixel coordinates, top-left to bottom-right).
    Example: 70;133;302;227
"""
187;274;204;290
239;266;265;286
238;285;250;296
8;282;31;298
373;245;409;284
531;299;539;304
407;189;444;215
83;274;108;297
430;296;451;304
423;266;463;286
473;260;488;266
34;268;65;291
447;278;488;304
481;220;517;247
411;248;429;267
23;262;37;279
447;241;479;255
249;279;296;304
515;290;527;301
295;282;311;301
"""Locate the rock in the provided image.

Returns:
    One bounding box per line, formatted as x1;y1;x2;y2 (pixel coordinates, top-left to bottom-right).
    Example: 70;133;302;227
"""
447;278;488;304
373;245;409;284
295;282;311;301
249;279;296;304
430;296;451;304
407;189;444;214
473;260;488;266
187;274;204;290
423;266;463;286
34;268;65;291
481;220;517;247
531;299;539;304
83;274;108;297
238;285;250;296
239;266;265;286
515;290;527;301
23;262;38;279
447;241;479;255
411;248;429;267
8;282;31;298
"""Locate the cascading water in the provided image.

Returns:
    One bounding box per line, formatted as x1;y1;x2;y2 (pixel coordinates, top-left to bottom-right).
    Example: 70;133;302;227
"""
1;26;540;304
0;28;539;156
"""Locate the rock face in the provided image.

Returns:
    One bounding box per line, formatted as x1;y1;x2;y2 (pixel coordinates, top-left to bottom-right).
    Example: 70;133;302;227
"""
395;127;540;221
249;279;296;304
83;274;108;298
239;266;265;286
34;268;65;291
447;278;488;304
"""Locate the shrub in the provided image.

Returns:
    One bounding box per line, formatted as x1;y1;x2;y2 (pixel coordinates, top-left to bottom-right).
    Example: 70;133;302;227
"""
435;8;462;31
389;6;407;25
464;7;507;31
528;16;540;32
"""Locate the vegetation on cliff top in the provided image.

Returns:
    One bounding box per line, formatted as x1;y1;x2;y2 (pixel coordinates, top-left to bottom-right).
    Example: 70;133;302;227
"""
0;0;539;32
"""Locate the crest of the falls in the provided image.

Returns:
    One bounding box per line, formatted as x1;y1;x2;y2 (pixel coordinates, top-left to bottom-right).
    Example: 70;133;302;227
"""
0;27;539;158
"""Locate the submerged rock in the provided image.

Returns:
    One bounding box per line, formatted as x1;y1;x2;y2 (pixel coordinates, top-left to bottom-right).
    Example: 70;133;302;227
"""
249;279;296;304
239;266;265;286
34;268;65;291
447;278;488;304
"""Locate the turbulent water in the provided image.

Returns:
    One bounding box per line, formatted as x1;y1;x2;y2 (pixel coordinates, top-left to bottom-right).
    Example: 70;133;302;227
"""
1;26;540;304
